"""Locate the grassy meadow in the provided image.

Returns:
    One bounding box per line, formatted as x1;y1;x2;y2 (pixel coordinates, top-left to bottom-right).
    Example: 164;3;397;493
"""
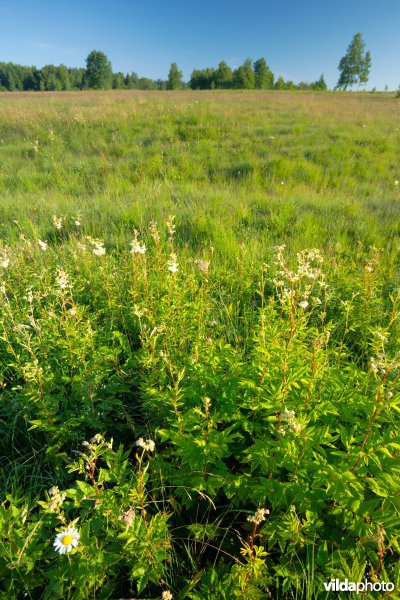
0;90;399;599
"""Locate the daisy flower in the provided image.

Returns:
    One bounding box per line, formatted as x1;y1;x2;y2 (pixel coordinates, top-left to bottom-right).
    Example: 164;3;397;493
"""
53;527;80;555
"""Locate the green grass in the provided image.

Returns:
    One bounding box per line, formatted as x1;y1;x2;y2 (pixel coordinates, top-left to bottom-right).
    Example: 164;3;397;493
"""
0;90;399;599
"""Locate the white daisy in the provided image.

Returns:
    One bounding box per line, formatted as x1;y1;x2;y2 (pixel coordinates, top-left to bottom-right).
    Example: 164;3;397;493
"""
53;527;80;555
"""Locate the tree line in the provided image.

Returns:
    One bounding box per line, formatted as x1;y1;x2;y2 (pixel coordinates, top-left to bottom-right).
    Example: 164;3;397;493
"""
0;34;373;92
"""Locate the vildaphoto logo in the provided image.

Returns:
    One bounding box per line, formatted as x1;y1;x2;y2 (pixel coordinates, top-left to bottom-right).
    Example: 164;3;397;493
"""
324;579;395;593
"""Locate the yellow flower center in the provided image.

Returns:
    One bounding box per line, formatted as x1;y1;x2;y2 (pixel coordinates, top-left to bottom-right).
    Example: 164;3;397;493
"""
62;534;73;546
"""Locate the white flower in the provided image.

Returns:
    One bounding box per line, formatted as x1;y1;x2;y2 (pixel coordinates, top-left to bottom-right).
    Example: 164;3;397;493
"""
130;240;146;255
52;215;64;230
136;437;155;452
395;180;399;186
1;257;9;269
298;300;309;309
56;269;71;290
196;259;210;274
168;254;179;273
92;244;106;256
74;220;81;227
38;239;47;251
247;507;269;525
162;592;173;600
53;527;80;555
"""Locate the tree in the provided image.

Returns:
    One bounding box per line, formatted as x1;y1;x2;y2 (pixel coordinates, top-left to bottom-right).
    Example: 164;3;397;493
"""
253;58;274;89
359;50;371;87
85;50;113;89
233;58;255;89
313;74;327;91
167;63;183;90
337;33;371;89
215;61;233;88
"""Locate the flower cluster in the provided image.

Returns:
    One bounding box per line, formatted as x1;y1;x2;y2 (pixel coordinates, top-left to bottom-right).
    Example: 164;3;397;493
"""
86;236;106;256
48;486;66;512
247;507;270;525
168;253;179;274
52;215;65;231
56;269;71;290
136;437;155;452
278;408;302;434
130;230;146;255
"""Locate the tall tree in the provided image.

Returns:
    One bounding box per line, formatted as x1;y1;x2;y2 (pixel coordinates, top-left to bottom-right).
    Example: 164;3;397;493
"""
215;61;233;88
233;58;255;89
253;58;274;89
359;50;371;87
167;63;183;90
337;33;371;89
85;50;113;89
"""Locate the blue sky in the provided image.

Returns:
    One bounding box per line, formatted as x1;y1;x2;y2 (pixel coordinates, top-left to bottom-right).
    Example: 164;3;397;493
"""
0;0;398;89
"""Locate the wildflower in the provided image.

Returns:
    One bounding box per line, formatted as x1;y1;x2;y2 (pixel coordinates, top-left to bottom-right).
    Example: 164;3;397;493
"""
196;259;210;274
168;253;179;274
395;180;399;186
56;269;71;290
130;240;146;255
1;257;9;269
52;215;64;230
118;507;136;527
38;239;47;251
92;244;106;256
90;433;104;444
33;140;39;153
279;408;302;434
247;508;269;525
387;391;393;399
74;220;81;227
136;437;155;452
203;397;212;412
53;527;80;554
374;331;388;344
162;592;173;600
277;428;286;436
298;300;309;309
48;486;66;511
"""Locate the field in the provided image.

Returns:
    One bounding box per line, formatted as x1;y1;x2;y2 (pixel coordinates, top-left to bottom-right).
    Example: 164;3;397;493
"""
0;90;399;599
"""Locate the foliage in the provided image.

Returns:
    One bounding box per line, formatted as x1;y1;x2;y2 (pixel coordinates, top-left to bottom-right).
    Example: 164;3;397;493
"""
337;33;371;90
85;50;113;90
167;63;183;90
0;91;399;598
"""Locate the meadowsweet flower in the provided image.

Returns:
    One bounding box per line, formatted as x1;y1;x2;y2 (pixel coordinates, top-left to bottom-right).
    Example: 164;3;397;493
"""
136;437;155;452
33;140;39;153
118;507;136;527
53;527;80;555
92;244;106;256
56;269;71;290
203;397;212;412
247;507;269;525
130;240;146;255
387;391;393;399
162;592;173;600
48;486;66;511
1;257;9;269
168;253;179;273
279;408;302;434
52;215;64;230
298;300;309;309
38;239;47;251
196;259;210;274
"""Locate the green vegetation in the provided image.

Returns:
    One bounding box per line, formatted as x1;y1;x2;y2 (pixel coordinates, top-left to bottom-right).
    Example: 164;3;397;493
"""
337;33;372;90
0;90;399;599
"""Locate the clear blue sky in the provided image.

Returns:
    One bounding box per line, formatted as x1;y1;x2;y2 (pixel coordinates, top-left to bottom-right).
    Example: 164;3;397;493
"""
0;0;398;90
